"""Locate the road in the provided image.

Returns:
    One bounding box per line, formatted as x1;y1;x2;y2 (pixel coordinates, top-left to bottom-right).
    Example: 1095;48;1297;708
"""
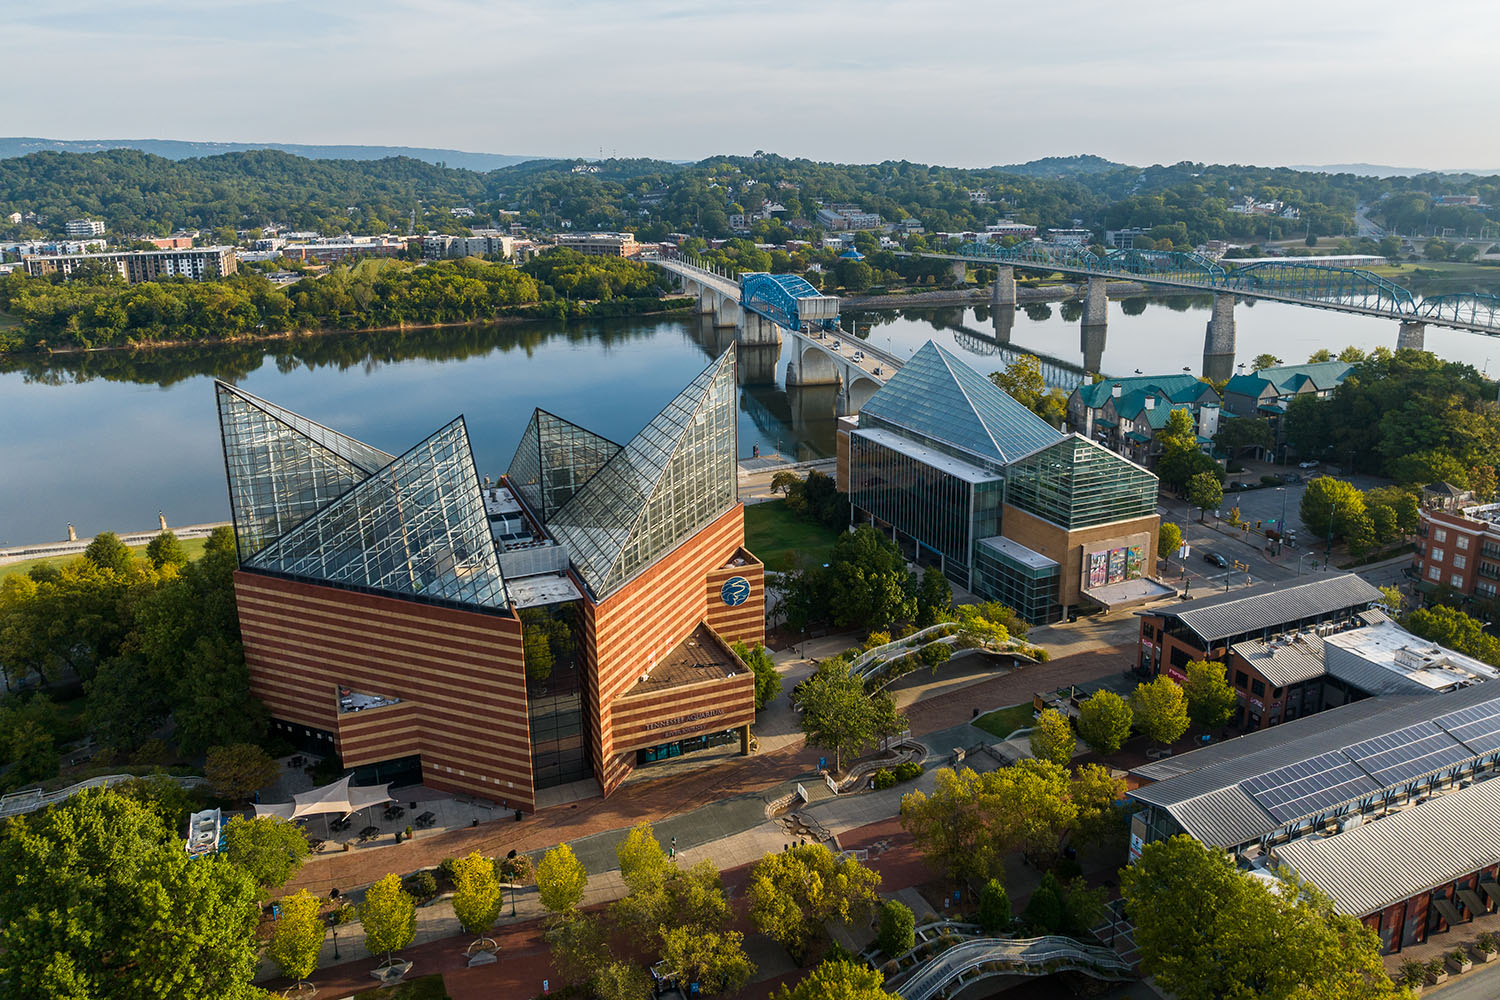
1432;959;1500;1000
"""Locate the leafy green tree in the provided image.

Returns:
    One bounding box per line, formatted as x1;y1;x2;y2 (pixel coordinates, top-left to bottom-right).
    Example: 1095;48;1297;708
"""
1186;471;1223;515
116;771;199;834
145;530;189;569
747;843;882;960
876;900;915;956
204;743;279;802
3;718;59;786
1158;522;1182;562
83;531;134;574
1299;476;1365;540
732;640;782;711
825;526;915;630
1077;689;1133;755
1130;676;1189;745
772;958;897;1000
660;926;754;997
452;851;505;937
267;888;324;985
1389;449;1471;488
978;878;1012;933
915;566;952;628
1028;708;1075;766
544;912;609;987
222;816;309;893
0;787;262;998
537;843;589;915
1470;465;1498;503
1308;348;1334;362
359;873;416;963
1251;353;1282;370
1213;416;1273;458
1122;835;1402;1000
1183;661;1239;730
799;659;905;772
989;354;1045;412
1337;345;1368;363
593;962;653;1000
1023;872;1066;932
85;655;167;753
1404;605;1500;667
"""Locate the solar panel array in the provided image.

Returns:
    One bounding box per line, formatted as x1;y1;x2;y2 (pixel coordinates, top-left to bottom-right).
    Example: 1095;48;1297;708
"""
1342;721;1474;787
1239;751;1381;823
1436;697;1500;756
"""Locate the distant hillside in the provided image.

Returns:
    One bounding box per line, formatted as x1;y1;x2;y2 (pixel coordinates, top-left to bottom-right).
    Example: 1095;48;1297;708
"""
0;137;540;172
995;154;1127;178
1289;163;1500;178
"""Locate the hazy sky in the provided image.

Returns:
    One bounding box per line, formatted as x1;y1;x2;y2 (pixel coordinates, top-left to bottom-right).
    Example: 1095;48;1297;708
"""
11;0;1499;170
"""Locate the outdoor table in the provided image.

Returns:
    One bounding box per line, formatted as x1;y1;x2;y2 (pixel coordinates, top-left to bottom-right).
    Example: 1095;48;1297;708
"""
358;825;380;841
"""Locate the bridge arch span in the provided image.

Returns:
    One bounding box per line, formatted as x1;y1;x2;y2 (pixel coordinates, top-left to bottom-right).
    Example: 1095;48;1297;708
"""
792;343;842;386
847;376;882;413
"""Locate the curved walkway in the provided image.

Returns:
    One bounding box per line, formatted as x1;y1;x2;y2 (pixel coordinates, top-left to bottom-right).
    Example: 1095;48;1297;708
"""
893;934;1133;1000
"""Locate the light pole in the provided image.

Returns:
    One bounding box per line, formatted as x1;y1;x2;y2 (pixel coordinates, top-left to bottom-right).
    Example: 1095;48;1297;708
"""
327;887;342;960
1325;501;1338;571
506;850;518;917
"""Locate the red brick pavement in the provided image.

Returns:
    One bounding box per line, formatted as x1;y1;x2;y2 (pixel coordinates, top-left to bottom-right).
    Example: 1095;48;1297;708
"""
902;646;1131;736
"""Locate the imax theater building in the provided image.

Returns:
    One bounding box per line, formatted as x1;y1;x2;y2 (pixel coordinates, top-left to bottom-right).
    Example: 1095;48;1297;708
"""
216;349;763;812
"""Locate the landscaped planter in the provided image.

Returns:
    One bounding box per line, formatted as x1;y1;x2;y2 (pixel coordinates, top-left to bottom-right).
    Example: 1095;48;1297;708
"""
1475;948;1499;964
1448;956;1473;974
1427;970;1449;985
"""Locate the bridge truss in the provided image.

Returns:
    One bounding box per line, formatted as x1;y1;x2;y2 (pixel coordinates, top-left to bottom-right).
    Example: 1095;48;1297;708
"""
740;272;840;332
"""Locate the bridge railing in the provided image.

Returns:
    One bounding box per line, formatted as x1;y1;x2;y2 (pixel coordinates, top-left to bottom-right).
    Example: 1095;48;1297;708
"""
892;934;1132;1000
676;252;740;282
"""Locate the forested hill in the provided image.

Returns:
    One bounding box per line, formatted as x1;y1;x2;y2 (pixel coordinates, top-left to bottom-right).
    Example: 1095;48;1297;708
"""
3;148;1500;247
0;137;538;172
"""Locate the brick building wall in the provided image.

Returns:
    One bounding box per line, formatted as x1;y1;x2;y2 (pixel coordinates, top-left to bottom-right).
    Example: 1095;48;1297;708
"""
1000;503;1158;607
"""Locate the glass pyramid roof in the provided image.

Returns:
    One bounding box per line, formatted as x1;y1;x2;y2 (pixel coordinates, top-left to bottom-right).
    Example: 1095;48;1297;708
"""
505;410;622;524
860;341;1062;467
216;381;394;561
1004;434;1157;529
246;417;509;609
548;348;738;598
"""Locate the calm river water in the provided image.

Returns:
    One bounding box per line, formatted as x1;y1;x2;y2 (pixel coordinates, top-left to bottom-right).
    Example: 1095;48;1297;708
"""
2;295;1495;546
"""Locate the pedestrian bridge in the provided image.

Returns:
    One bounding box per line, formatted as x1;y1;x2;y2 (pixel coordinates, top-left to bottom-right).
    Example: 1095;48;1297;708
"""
890;930;1133;1000
648;255;903;416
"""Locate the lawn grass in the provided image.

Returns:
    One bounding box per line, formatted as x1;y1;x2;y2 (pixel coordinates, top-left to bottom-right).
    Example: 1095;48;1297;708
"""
354;975;450;999
973;702;1037;740
0;535;210;582
743;499;841;572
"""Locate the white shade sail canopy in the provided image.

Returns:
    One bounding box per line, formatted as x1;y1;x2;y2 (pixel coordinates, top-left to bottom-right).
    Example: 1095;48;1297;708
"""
253;774;393;821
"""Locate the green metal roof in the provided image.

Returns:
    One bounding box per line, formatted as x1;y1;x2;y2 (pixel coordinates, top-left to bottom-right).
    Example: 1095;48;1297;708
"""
1075;373;1210;409
861;341;1062;466
1225;361;1354;398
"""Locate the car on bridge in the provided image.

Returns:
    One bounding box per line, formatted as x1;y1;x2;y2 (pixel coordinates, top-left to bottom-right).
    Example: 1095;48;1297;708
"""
852;350;865;362
830;340;842;352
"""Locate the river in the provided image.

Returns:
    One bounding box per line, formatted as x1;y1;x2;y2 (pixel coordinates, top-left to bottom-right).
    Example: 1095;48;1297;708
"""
2;295;1496;547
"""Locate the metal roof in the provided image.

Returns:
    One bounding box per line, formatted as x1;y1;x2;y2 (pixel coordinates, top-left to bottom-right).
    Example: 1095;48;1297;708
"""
1272;777;1500;916
1129;682;1500;847
1229;633;1326;688
1149;573;1382;645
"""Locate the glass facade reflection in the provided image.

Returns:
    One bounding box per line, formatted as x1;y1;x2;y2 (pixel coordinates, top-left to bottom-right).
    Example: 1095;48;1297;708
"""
521;602;593;789
216;381;393;560
1004;437;1157;529
550;349;738;597
506;410;622;523
973;537;1063;624
247;418;510;609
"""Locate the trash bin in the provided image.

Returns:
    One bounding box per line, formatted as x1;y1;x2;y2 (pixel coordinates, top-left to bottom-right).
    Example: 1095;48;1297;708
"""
514;809;523;822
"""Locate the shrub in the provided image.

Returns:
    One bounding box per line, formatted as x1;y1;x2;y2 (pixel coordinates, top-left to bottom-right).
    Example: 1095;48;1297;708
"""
1398;958;1426;988
1426;958;1446;977
331;902;357;925
872;769;896;790
1260;475;1282;486
436;857;458;883
977;879;1011;934
1450;948;1469;965
876;900;915;957
1477;931;1497;954
405;870;437;901
894;761;923;782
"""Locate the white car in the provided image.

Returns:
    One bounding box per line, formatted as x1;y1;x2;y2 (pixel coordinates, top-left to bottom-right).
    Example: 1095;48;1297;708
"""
1298;460;1319;470
830;340;842;352
852;351;865;361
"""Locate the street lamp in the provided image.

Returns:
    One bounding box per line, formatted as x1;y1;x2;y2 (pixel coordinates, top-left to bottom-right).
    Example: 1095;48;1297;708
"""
1325;501;1338;571
328;888;342;960
506;850;518;917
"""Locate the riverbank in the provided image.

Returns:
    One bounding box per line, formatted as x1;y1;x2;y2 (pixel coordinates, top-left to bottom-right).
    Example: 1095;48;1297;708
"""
842;280;1158;312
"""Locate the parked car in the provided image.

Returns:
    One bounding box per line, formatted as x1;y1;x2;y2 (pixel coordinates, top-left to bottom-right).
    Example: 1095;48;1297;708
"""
1228;481;1250;491
1283;472;1302;484
1203;551;1229;568
1298;460;1319;469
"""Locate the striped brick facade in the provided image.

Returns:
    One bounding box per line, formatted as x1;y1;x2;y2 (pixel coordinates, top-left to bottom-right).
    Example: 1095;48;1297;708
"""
581;504;763;794
234;571;537;811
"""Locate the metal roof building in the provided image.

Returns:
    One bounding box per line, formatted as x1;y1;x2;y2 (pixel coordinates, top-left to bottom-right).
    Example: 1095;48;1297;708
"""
1148;574;1384;648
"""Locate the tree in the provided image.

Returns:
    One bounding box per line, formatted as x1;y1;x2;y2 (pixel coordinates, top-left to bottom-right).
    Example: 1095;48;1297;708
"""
772;959;897;1000
1028;708;1075;766
1299;476;1366;540
1250;353;1282;371
544;912;609;987
978;878;1012;933
204;743;279;802
1182;661;1238;730
221;816;309;893
593;962;653;1000
1077;689;1133;755
452;851;505;937
1337;345;1368;363
876;900;915;956
1122;835;1402;1000
1379;584;1404;614
1308;348;1333;362
732;640;782;711
914;566;952;628
770;470;801;496
83;531;134;574
989;354;1044;412
116;771;198;834
0;787;262;998
359;873;416;963
145;530;189;569
659;926;754;997
799;659;904;772
1130;676;1189;745
267;888;323;985
536;843;589;915
1023;872;1066;932
1404;605;1500;667
1186;471;1223;515
1471;464;1499;503
1158;522;1182;562
84;655;167;753
747;843;881;959
1213;416;1273;458
825;526;915;629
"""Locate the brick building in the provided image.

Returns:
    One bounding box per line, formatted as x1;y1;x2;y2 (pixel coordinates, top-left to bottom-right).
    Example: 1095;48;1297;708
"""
24;246;236;283
1412;488;1500;602
216;348;762;811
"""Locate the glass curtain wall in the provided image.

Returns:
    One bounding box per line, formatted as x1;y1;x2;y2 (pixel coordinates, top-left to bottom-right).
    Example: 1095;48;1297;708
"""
973;539;1063;624
520;602;593;788
506;410;621;524
1004;437;1157;529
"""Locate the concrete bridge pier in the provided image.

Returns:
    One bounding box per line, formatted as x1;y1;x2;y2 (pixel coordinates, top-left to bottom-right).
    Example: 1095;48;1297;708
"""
696;287;716;316
1397;320;1426;352
1080;323;1107;376
992;305;1015;345
1203;293;1236;383
1082;277;1109;327
714;295;741;328
738;312;781;346
785;343;842;387
991;266;1016;308
951;261;967;286
738;343;780;386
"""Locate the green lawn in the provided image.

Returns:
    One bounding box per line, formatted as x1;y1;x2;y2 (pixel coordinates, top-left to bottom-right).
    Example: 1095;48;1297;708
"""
354;975;450;999
743;500;842;572
0;536;209;582
973;702;1037;740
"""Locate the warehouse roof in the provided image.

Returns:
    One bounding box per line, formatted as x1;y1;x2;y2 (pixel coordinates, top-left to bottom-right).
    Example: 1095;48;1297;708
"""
1144;573;1382;645
1272;777;1500;916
